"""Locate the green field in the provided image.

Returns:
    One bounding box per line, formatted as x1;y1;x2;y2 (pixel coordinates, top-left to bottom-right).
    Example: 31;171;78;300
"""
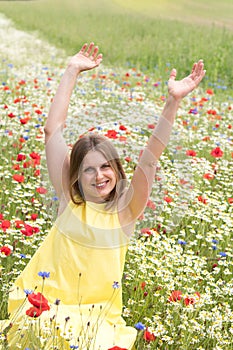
0;0;232;90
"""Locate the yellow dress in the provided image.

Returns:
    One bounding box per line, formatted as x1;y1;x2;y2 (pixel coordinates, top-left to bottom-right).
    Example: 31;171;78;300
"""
4;200;137;349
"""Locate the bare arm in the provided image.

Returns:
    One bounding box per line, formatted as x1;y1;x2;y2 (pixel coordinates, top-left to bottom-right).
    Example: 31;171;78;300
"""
124;60;206;221
44;43;102;201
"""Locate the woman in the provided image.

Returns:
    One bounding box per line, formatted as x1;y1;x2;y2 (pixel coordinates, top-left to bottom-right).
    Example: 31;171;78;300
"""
5;42;205;349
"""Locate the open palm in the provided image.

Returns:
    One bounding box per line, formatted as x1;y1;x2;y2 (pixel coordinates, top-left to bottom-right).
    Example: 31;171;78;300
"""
69;42;103;73
168;60;205;100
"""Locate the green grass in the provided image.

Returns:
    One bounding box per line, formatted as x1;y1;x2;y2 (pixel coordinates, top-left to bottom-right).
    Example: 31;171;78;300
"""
0;0;232;91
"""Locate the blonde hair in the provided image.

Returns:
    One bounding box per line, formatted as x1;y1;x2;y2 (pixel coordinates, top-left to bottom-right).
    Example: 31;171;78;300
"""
69;134;126;207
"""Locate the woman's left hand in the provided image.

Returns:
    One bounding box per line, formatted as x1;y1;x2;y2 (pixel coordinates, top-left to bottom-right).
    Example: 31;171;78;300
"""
168;59;206;101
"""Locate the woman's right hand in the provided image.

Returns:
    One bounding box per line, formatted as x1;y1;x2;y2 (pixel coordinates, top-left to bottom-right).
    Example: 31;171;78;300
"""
68;42;103;74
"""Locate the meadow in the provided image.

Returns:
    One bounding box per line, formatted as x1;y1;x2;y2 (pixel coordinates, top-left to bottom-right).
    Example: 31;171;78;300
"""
0;1;233;349
0;0;232;90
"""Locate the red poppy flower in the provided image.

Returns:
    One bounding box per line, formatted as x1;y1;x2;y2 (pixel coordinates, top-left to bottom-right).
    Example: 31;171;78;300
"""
144;328;156;341
210;147;223;158
20;118;30;125
36;187;47;194
12;174;25;183
0;246;12;256
31;213;38;221
206;89;214;95
198;196;208;204
28;292;50;311
168;290;182;302
1;220;11;231
148;124;155;129
34;169;40;177
184;292;200;306
186;150;197;157
228;198;233;204
105;130;118;139
108;347;127;350
164;196;173;203
26;306;42;318
15;220;25;228
21;224;40;236
119;125;127;131
8;112;16;118
203;173;214;180
125;156;132;162
16;154;26;162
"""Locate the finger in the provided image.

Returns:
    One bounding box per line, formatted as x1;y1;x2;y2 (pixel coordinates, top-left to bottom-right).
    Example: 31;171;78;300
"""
91;46;100;60
191;62;197;74
79;43;88;54
169;68;177;81
86;42;95;56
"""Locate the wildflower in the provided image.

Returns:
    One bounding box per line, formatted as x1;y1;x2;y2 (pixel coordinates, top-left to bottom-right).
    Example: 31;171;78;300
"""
21;224;39;236
178;239;187;245
38;271;50;279
186;149;197;157
70;346;79;349
144;328;156;341
31;213;38;220
24;289;33;296
210;146;223;158
12;174;25;183
26;306;43;318
0;246;12;256
164;196;173;203
135;322;146;330
36;187;47;194
1;220;11;231
112;281;120;289
168;290;182;302
108;347;127;350
105;130;118;139
16;153;26;161
203;173;214;180
219;252;227;257
28;292;50;311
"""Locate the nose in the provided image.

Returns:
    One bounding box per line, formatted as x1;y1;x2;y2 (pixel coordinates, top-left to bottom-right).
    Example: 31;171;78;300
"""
95;168;103;179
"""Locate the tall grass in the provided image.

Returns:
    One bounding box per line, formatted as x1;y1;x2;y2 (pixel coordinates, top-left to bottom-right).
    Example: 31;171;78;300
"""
0;0;232;90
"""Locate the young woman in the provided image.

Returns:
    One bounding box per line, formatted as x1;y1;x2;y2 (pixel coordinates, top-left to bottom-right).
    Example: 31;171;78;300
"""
5;43;205;349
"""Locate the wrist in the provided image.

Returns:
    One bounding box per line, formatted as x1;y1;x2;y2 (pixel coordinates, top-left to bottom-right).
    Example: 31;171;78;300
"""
167;94;182;105
66;63;81;77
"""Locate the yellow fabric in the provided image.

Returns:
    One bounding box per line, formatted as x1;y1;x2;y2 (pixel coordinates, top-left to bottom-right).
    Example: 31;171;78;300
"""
4;201;137;349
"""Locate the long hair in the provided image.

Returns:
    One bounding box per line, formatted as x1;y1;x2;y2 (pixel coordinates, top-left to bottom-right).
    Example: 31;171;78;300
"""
69;134;127;208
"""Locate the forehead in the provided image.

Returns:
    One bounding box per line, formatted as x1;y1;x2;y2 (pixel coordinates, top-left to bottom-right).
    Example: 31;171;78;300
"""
82;150;111;168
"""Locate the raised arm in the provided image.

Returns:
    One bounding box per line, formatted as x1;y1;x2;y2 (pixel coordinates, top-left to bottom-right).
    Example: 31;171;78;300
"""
44;43;102;203
124;60;206;221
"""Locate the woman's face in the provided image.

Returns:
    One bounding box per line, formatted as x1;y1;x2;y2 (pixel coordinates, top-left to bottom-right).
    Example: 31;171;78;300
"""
79;150;117;203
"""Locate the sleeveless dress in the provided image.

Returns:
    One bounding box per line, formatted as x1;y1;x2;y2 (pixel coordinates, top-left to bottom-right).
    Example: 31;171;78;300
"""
4;200;137;349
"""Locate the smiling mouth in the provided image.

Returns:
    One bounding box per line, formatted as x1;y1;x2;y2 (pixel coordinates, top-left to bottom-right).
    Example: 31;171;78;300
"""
93;180;109;189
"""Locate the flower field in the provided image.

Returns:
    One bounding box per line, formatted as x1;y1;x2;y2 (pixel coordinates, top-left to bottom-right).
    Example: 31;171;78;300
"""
0;13;233;350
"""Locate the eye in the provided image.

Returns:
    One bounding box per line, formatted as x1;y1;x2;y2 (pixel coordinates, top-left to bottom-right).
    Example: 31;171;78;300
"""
84;167;95;173
101;164;111;169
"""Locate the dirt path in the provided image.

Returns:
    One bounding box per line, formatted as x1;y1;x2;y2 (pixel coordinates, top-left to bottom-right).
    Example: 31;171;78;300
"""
0;13;64;68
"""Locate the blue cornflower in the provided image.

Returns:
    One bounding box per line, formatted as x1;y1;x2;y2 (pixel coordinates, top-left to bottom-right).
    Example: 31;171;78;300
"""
219;252;227;257
20;253;26;258
212;239;219;244
24;289;33;296
38;271;50;279
70;346;79;349
112;281;120;289
212;245;217;250
178;239;187;245
134;322;146;330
